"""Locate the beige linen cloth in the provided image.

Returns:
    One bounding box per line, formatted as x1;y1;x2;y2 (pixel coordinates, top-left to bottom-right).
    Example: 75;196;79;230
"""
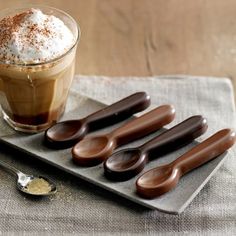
0;75;235;235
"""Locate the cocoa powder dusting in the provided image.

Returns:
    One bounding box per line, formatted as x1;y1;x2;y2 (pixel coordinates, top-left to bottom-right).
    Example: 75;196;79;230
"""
0;11;30;58
0;9;57;63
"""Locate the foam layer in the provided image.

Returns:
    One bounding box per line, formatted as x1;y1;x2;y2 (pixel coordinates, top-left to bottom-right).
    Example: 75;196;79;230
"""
0;8;75;64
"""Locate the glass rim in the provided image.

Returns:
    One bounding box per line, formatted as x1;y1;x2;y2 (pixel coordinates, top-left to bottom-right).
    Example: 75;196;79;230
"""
0;5;80;67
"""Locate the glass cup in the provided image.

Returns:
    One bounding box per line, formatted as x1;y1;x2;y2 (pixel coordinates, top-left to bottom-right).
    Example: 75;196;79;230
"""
0;6;80;133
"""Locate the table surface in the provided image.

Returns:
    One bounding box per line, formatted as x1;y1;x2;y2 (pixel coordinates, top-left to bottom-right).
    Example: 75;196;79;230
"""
1;0;236;96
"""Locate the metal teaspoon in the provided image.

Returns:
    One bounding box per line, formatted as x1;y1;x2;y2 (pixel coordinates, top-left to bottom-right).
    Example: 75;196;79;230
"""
0;159;57;196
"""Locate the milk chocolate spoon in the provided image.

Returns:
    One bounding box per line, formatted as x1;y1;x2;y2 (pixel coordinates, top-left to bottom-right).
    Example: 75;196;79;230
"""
0;159;57;196
136;129;236;198
45;92;151;148
104;115;208;180
72;105;176;166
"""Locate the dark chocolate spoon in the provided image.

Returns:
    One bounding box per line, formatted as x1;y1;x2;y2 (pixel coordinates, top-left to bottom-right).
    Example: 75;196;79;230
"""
72;105;176;166
45;92;150;148
136;129;236;198
104;115;208;181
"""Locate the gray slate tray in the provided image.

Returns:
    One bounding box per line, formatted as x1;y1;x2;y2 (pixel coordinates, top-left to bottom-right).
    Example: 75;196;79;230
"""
0;91;227;214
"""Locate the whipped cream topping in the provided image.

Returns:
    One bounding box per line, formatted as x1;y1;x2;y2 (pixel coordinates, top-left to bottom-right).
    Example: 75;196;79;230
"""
0;8;76;64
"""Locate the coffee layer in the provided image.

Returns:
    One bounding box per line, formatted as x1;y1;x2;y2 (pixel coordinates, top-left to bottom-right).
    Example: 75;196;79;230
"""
0;48;76;128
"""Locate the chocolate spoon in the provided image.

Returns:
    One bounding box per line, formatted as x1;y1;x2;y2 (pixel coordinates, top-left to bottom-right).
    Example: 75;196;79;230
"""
72;105;176;166
45;92;151;148
136;129;236;199
104;115;208;181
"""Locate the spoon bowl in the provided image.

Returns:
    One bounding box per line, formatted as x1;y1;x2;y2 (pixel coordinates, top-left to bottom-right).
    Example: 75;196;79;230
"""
17;174;57;196
72;135;116;166
104;149;147;180
46;120;87;147
136;165;181;198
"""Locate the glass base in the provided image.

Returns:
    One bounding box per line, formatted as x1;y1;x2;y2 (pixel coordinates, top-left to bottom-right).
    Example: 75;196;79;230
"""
2;110;53;133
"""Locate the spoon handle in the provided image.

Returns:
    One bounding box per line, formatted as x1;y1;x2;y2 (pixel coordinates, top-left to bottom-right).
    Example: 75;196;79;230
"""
0;159;21;177
173;129;236;176
112;105;175;145
140;116;208;157
85;92;150;131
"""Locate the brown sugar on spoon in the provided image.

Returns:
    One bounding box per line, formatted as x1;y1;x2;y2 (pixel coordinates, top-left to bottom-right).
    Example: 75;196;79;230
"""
24;178;52;195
